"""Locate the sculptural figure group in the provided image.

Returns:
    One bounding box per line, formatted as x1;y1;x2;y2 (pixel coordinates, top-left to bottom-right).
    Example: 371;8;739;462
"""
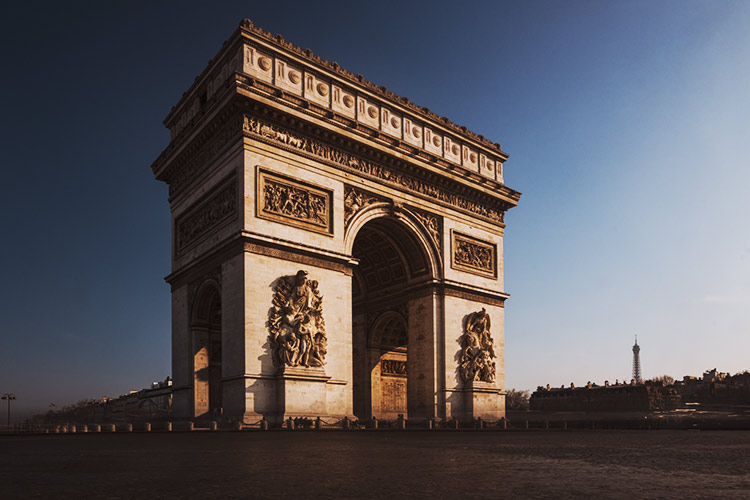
268;270;328;368
459;308;496;383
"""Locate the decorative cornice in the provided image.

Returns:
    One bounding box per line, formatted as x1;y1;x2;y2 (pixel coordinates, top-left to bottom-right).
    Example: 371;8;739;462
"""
159;19;516;189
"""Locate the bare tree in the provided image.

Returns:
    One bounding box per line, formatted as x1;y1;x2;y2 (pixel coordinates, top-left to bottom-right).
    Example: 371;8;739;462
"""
648;375;675;386
505;389;530;410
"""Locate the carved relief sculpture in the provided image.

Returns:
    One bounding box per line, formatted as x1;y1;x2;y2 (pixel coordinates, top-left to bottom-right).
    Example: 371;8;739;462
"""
452;231;497;278
268;270;328;368
257;169;333;235
176;178;237;253
344;186;380;227
411;208;441;250
458;308;496;383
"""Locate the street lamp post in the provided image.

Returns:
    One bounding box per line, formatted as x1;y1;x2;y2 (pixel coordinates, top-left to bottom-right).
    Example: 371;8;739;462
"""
2;394;16;429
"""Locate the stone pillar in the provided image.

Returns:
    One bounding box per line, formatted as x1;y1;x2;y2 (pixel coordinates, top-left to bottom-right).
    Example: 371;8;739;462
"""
171;285;192;419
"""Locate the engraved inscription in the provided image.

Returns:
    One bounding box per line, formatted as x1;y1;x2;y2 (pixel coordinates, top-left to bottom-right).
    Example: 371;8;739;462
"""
258;170;333;235
452;231;496;278
176;177;237;253
382;379;407;412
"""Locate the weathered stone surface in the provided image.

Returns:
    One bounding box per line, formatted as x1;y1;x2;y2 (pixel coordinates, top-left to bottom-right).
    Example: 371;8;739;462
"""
152;20;519;425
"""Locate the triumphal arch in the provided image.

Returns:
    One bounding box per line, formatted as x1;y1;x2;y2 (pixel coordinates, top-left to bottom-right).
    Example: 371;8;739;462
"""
151;20;520;425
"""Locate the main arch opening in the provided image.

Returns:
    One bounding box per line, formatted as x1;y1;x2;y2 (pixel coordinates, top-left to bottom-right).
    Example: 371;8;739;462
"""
350;215;436;422
191;283;222;419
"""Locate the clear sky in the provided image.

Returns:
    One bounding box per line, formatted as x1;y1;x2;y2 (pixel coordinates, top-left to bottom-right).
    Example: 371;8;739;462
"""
1;1;749;419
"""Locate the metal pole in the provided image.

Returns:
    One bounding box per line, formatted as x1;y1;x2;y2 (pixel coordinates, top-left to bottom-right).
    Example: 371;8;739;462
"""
2;394;15;429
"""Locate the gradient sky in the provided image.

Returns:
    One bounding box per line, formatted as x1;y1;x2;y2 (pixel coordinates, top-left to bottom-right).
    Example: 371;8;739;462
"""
2;1;749;419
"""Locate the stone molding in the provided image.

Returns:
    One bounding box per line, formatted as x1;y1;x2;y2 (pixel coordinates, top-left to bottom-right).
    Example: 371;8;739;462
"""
451;230;497;278
257;168;333;236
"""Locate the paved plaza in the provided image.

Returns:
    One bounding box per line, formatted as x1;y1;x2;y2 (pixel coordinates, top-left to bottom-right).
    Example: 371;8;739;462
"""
3;430;749;498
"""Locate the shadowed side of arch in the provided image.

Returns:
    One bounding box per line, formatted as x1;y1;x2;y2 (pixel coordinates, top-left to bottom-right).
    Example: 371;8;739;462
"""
190;279;222;419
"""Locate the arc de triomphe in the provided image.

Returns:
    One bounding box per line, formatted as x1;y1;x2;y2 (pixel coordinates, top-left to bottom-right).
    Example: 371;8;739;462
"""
151;20;520;425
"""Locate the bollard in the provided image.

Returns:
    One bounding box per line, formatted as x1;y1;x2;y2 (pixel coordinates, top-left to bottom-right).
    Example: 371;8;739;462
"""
187;421;194;432
165;421;172;432
70;425;77;434
287;418;295;430
342;417;350;430
397;414;406;430
260;419;269;430
315;417;322;430
426;418;433;430
235;420;243;431
80;425;88;433
452;418;459;430
210;421;218;431
91;424;100;433
476;418;484;430
371;417;378;430
144;422;151;432
525;420;529;430
503;418;508;430
126;424;133;433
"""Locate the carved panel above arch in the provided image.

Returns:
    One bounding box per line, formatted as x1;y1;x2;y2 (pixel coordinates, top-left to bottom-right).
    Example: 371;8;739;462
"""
257;169;333;235
451;231;497;278
175;175;238;255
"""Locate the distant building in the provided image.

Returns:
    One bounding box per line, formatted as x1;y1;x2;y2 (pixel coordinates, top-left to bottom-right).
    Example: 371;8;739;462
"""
530;381;680;412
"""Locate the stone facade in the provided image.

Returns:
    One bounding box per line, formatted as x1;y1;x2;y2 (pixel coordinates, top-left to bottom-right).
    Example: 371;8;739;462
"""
151;20;520;425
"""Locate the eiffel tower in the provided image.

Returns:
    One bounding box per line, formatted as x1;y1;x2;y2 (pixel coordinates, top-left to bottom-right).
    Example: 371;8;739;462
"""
632;335;642;384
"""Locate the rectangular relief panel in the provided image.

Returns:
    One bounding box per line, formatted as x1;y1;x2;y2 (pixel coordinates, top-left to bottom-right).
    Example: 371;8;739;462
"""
451;230;497;278
175;174;238;255
256;168;333;236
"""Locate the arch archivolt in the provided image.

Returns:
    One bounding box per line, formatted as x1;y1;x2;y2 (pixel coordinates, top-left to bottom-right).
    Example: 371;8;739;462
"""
190;278;221;324
344;200;443;280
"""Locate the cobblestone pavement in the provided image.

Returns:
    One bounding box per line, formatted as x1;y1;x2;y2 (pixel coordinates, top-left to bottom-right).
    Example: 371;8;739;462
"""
2;430;749;499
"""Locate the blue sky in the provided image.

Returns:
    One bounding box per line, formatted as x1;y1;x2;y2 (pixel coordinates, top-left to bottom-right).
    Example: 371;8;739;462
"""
1;1;748;418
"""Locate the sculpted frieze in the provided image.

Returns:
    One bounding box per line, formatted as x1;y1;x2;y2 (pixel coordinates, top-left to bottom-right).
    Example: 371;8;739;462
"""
458;308;496;383
175;178;237;253
268;270;327;368
451;231;496;278
168;118;241;196
257;169;333;235
381;359;407;377
244;116;506;223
